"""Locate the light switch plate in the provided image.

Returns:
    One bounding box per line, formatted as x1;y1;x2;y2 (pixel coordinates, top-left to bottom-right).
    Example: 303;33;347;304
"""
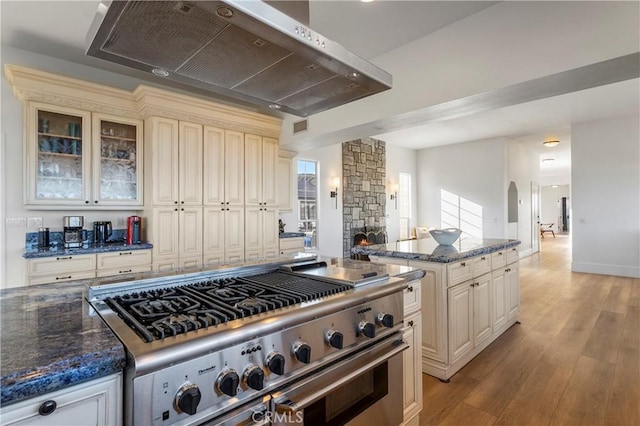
6;218;26;228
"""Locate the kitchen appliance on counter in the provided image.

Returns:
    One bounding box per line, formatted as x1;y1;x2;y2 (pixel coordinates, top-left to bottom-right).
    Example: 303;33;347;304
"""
126;215;141;245
87;258;416;426
63;216;85;248
93;221;113;244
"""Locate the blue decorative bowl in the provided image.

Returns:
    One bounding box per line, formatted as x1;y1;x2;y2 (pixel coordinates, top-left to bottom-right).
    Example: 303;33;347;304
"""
429;228;462;245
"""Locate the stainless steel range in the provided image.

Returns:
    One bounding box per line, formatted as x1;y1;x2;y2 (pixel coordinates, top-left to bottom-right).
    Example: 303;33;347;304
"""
87;259;412;425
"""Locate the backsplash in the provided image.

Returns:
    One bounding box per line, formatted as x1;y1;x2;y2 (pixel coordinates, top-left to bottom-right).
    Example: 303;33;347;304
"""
25;229;127;248
342;138;386;257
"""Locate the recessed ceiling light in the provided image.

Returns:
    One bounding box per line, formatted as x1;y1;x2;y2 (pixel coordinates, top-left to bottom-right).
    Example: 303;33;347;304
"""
268;104;281;110
347;71;359;79
361;0;375;3
151;68;169;77
543;140;560;147
551;185;559;188
542;158;555;163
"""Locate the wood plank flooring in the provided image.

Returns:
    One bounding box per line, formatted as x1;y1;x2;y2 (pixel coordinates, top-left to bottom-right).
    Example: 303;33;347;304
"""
420;235;640;426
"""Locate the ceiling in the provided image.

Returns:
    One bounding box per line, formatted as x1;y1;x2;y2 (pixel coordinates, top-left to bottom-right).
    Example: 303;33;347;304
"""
1;1;638;184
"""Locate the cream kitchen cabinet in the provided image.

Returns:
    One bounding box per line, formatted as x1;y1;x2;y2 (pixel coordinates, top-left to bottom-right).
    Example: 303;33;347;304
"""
26;254;96;286
244;134;277;207
245;207;279;261
149;207;203;271
95;250;151;278
203;206;245;266
0;374;121;426
25;103;144;208
402;279;423;426
203;127;244;207
447;272;492;365
145;117;203;206
279;237;304;256
372;248;520;382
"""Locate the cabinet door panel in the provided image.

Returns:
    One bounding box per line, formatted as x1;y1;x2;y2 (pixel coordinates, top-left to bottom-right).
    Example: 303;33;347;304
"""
179;122;203;205
203;126;225;205
507;264;520;319
262;208;279;253
245;207;262;252
152;208;179;259
224;130;244;205
262;137;278;206
403;312;423;422
491;270;508;330
474;274;492;346
148;117;179;205
27;103;92;205
203;207;225;259
277;156;293;211
244;134;262;206
225;207;245;257
180;207;203;257
448;283;473;364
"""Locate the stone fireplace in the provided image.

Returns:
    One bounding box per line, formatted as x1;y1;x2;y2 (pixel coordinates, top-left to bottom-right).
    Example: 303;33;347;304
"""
342;138;387;258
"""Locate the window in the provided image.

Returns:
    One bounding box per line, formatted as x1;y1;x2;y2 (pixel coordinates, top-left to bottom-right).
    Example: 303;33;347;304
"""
440;189;483;240
297;160;318;248
398;173;412;240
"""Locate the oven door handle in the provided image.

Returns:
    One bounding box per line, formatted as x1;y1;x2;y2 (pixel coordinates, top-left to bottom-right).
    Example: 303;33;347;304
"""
273;338;408;413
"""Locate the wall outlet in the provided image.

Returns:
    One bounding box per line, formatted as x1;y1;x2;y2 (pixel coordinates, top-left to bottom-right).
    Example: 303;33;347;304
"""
27;217;43;228
6;218;26;228
116;217;126;227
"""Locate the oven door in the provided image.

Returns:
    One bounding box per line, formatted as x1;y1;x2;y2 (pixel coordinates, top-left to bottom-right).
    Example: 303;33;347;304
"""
270;335;408;426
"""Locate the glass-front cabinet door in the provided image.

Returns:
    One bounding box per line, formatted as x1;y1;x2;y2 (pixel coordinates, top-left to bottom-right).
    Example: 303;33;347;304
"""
92;114;143;206
27;103;91;205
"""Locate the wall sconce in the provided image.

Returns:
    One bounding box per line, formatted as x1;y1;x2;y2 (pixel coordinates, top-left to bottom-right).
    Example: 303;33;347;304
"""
330;176;340;209
389;183;398;209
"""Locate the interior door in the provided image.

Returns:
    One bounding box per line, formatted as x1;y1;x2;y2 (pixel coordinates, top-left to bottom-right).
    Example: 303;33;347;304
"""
531;181;540;253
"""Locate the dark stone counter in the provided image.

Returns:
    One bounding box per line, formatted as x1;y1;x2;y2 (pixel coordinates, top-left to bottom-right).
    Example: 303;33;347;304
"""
0;282;125;407
23;241;152;259
279;232;306;238
352;238;521;263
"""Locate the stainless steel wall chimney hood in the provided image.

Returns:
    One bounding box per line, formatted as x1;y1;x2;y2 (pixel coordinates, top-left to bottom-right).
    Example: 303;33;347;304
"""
86;1;392;117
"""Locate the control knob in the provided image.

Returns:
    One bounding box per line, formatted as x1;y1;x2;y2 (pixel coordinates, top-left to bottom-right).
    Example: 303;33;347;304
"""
358;320;376;338
174;383;201;415
326;329;344;349
376;312;394;328
243;364;265;390
292;341;311;364
216;369;239;397
265;351;286;375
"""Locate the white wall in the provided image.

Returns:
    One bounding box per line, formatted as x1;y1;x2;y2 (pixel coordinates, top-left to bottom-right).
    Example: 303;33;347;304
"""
571;115;640;278
507;141;540;254
385;144;418;242
281;1;640;148
416;137;508;239
541;185;571;233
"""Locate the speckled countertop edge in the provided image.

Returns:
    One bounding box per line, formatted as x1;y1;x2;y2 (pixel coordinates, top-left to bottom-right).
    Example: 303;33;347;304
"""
23;242;153;258
0;282;126;407
279;232;306;238
352;239;521;263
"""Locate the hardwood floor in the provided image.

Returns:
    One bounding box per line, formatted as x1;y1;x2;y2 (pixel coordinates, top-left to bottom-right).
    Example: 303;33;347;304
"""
420;235;640;426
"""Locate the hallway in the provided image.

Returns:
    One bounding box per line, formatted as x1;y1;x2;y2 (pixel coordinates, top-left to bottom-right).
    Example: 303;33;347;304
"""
420;235;640;425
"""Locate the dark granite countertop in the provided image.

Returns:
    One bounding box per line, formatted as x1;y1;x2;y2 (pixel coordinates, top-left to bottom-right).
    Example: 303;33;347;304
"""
279;232;306;238
352;238;521;263
0;282;126;407
23;241;153;259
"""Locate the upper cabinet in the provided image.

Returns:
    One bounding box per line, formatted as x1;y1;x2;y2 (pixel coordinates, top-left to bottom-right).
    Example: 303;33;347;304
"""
92;113;143;206
245;134;277;207
25;103;143;207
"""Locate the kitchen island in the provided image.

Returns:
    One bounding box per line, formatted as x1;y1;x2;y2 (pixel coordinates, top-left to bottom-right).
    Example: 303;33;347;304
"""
354;237;522;381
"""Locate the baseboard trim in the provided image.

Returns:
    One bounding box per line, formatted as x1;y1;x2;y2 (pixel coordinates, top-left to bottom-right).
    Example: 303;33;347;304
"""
571;261;640;278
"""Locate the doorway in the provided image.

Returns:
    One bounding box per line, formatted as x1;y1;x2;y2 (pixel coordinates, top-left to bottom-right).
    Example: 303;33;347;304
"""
531;181;540;254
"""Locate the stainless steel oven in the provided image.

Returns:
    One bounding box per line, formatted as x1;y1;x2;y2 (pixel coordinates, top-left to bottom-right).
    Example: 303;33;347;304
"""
270;334;407;426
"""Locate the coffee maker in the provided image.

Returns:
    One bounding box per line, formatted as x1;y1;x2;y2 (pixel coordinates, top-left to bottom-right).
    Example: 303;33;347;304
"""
63;216;85;248
93;221;113;244
126;216;142;244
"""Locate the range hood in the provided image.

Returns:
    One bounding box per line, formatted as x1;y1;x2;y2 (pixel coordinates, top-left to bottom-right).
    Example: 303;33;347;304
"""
86;0;392;117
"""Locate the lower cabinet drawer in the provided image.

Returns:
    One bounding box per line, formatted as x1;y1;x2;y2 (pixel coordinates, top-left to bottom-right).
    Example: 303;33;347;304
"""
506;246;519;264
491;250;507;269
96;265;151;278
96;250;152;270
403;280;421;315
447;260;472;286
27;254;96;276
29;271;96;286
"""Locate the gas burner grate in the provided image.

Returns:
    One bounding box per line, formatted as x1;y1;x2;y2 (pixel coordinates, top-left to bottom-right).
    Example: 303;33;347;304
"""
104;272;353;342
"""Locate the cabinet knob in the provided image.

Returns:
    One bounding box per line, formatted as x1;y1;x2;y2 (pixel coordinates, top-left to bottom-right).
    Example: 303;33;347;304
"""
181;201;184;204
94;200;98;204
85;200;89;204
407;286;413;292
181;208;184;211
408;320;414;327
38;400;57;416
175;201;178;204
56;276;72;280
119;269;132;274
461;262;466;267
